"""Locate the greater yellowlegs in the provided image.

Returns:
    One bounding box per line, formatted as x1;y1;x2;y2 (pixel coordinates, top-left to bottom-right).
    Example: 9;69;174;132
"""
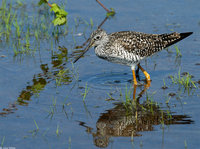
74;29;192;85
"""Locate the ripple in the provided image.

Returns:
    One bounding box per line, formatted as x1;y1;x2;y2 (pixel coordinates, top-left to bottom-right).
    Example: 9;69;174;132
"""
82;72;133;90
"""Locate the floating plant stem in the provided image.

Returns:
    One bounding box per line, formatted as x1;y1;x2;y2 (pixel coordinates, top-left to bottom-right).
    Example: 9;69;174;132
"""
96;0;116;17
82;83;90;102
34;120;39;131
1;136;5;148
56;124;62;136
96;0;110;12
174;45;182;57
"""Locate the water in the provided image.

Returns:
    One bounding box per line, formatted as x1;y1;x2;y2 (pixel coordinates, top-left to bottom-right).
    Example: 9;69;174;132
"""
0;0;200;148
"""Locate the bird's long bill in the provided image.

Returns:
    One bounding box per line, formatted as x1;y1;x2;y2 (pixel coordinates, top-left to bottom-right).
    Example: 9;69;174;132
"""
73;41;94;63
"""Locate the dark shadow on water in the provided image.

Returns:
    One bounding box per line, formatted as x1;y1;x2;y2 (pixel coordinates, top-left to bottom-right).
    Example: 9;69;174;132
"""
78;86;194;148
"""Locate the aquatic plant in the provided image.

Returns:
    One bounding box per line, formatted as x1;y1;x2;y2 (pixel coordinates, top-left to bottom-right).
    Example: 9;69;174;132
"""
161;78;168;89
1;136;5;148
170;70;196;89
34;120;39;131
56;124;62;136
185;140;188;149
46;97;57;119
118;85;133;111
55;69;71;86
82;83;90;102
106;8;115;17
28;120;40;136
174;45;182;57
38;0;68;26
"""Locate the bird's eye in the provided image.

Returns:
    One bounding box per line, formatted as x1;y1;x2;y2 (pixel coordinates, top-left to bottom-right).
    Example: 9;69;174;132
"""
95;35;101;40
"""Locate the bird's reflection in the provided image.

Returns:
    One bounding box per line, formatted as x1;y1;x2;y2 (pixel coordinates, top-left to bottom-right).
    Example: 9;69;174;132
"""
79;86;193;148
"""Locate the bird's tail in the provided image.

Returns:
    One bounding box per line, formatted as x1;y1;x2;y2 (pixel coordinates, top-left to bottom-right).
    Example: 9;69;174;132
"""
160;32;193;48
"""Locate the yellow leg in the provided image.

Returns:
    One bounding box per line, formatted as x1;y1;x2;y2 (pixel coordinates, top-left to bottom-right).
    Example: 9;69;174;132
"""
132;69;138;86
138;64;151;87
138;64;150;80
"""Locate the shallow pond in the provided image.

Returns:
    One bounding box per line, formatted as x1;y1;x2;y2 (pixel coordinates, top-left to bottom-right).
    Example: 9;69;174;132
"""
0;0;200;148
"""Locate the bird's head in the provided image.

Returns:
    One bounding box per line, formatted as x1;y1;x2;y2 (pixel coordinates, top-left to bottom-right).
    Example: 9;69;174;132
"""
73;28;108;63
90;28;108;47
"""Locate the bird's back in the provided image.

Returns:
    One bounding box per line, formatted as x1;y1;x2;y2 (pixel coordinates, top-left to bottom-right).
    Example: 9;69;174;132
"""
109;31;193;58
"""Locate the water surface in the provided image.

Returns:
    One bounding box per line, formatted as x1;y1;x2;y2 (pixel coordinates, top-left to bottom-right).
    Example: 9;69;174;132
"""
0;0;200;148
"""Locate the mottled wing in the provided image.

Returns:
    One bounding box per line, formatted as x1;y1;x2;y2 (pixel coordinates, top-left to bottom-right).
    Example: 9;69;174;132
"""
109;31;159;57
109;31;191;58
